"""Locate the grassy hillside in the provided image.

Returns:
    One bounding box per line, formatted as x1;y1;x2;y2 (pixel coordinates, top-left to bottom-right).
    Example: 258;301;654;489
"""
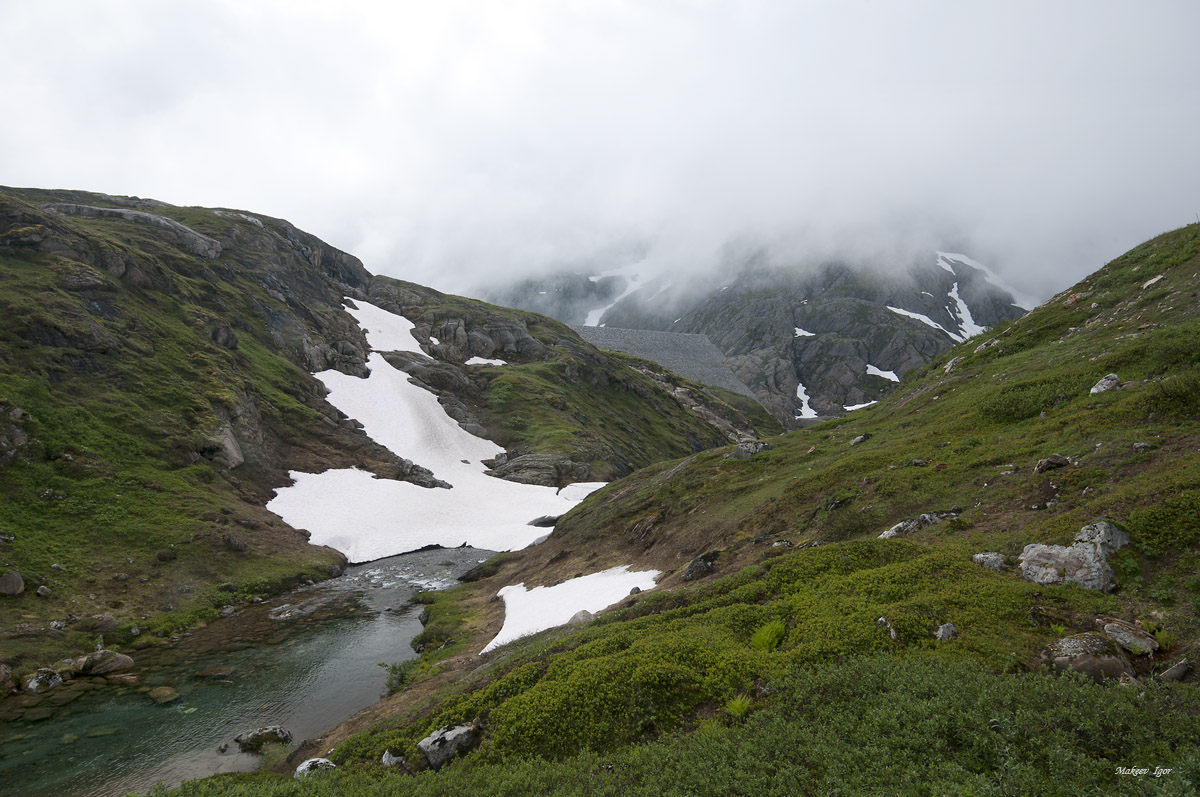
0;187;772;676
177;224;1200;794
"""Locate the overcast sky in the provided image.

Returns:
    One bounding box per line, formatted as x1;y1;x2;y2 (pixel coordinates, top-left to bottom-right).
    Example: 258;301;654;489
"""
3;1;1198;300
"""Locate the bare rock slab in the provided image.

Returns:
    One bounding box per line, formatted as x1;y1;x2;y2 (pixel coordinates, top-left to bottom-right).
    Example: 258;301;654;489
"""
1018;521;1130;592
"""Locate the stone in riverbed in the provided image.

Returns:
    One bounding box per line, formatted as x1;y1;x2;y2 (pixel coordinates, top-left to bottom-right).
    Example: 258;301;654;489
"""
147;686;180;704
235;725;292;752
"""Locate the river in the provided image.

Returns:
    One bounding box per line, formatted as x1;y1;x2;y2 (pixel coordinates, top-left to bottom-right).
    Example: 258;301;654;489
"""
0;546;494;797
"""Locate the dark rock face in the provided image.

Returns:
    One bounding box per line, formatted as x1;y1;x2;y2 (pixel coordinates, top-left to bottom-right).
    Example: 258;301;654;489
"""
682;551;721;581
490;253;1026;425
484;454;589;487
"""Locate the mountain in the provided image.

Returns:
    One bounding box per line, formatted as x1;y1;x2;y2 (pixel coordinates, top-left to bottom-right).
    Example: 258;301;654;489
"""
0;187;775;671
212;224;1199;794
482;252;1029;423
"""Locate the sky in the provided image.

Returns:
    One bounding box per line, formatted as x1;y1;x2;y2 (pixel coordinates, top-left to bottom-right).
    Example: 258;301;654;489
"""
2;0;1198;301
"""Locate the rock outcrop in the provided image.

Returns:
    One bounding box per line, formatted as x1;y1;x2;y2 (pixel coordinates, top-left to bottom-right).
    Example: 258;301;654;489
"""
294;758;336;778
1043;632;1132;681
1018;521;1130;592
417;721;481;770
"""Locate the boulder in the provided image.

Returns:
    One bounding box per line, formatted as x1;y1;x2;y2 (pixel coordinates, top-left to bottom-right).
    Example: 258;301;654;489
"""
0;570;24;596
1089;373;1121;394
848;434;872;446
972;552;1006;569
77;614;119;633
1043;632;1132;682
1097;618;1158;655
567;610;594;626
235;725;292;752
1159;659;1190;682
878;511;957;539
484;454;589;487
1034;454;1071;473
294;758;336;779
79;650;135;675
527;515;559;528
935;623;958;642
36;585;51;597
148;686;180;704
381;749;406;768
25;668;64;694
417;722;480;771
682;551;720;581
1018;521;1130;592
724;440;773;460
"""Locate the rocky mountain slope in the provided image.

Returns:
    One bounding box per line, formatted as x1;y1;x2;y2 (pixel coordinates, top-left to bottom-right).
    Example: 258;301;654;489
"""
0;187;773;673
199;223;1200;794
483;252;1028;424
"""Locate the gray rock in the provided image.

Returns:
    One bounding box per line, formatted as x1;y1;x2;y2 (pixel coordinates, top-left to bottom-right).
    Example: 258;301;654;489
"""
568;610;594;626
724;440;773;460
1133;442;1151;453
1159;659;1189;682
36;585;51;597
629;586;641;595
220;606;237;618
381;749;406;768
235;725;292;752
527;515;559;528
50;563;66;572
1043;632;1131;682
1089;373;1121;394
223;533;247;552
943;356;964;374
79;614;119;633
682;551;720;581
1034;454;1070;473
25;668;64;694
935;623;958;642
294;758;336;779
878;511;957;539
418;722;480;770
43;203;223;258
848;434;872;446
1098;618;1158;655
1018;522;1130;592
0;571;24;596
484;454;589;487
972;552;1006;569
79;650;135;675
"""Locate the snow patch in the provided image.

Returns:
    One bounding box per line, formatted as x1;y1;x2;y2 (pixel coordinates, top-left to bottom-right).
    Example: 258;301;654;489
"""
429;336;440;346
886;305;963;342
465;356;507;366
344;300;426;354
947;282;986;339
937;251;1037;311
865;364;899;382
481;565;660;654
794;382;818;419
267;300;608;561
794;327;815;337
843;401;878;412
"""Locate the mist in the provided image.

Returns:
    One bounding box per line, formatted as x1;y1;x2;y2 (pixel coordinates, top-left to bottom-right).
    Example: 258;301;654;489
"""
2;1;1198;302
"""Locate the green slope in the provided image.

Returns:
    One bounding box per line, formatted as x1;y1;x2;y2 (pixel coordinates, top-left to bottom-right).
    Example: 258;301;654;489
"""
184;224;1200;794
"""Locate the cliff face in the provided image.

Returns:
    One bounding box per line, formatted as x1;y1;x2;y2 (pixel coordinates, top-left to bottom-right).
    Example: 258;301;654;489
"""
490;253;1027;423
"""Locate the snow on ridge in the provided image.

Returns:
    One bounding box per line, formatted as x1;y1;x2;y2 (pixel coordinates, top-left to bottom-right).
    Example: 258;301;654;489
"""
865;364;899;382
886;305;964;342
947;282;986;339
844;401;878;412
794;327;815;337
466;356;507;366
937;251;1036;311
267;299;608;562
795;381;818;419
481;565;660;654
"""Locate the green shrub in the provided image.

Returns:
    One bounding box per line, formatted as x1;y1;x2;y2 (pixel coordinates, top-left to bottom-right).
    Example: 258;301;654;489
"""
724;694;753;720
749;620;786;652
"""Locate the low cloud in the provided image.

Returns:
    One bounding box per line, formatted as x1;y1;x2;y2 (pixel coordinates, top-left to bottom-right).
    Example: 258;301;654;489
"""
3;1;1198;301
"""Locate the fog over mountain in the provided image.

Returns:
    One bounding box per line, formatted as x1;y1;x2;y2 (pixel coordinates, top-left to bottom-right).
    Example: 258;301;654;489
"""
3;1;1198;300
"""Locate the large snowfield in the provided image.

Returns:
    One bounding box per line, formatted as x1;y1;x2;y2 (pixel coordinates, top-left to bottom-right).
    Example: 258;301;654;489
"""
266;300;657;649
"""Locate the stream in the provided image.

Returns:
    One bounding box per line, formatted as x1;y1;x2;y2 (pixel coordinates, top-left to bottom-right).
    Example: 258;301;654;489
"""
0;546;494;797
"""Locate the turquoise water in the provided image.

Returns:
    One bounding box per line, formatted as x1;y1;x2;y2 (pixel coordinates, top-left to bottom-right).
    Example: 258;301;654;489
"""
0;547;492;796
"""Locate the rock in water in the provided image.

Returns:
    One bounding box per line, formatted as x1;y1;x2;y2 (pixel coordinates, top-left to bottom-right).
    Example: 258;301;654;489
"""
417;722;480;770
234;725;292;752
79;650;135;675
1018;521;1130;592
148;686;180;704
294;758;336;779
0;571;24;596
